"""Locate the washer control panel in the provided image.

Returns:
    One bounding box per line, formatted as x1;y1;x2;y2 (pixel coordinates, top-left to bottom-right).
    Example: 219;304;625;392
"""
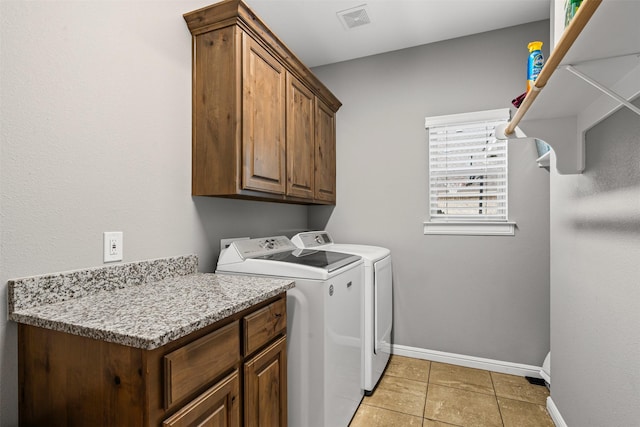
291;231;334;248
231;236;296;258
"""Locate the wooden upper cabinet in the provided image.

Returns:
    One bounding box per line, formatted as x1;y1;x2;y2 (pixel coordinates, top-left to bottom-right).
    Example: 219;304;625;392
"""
184;0;341;205
191;26;241;197
286;73;315;199
314;99;337;203
242;35;286;194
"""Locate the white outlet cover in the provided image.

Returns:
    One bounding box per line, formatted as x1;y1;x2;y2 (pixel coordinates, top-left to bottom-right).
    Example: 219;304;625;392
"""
103;231;123;263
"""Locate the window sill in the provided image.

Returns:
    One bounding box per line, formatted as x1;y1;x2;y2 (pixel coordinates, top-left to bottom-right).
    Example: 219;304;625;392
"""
423;221;516;236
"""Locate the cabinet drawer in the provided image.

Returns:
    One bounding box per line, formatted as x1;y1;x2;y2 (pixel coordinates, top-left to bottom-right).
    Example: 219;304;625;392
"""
164;321;240;409
163;370;240;427
243;298;286;355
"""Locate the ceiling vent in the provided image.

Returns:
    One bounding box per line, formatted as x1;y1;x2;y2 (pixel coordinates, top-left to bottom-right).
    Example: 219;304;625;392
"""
337;4;371;30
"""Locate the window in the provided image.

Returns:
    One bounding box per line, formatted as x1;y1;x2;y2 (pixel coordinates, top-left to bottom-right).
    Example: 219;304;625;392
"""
424;108;515;236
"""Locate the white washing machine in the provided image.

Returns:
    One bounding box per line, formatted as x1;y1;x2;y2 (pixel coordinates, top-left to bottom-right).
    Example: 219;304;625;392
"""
216;236;364;427
292;231;392;395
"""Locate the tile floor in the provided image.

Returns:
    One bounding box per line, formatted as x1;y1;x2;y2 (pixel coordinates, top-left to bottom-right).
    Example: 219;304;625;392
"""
350;355;554;427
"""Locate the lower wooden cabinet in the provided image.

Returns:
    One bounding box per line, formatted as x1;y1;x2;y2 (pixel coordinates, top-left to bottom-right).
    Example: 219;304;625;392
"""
18;294;287;427
244;336;287;427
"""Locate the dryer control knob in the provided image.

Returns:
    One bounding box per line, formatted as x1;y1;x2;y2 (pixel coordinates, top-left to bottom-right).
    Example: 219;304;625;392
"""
260;239;276;250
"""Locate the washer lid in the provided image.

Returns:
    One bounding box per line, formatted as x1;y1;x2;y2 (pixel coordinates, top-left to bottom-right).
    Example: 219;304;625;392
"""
291;231;391;262
256;249;361;273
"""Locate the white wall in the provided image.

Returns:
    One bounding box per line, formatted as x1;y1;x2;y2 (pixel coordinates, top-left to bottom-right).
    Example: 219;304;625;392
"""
0;2;307;424
549;101;640;425
310;21;551;366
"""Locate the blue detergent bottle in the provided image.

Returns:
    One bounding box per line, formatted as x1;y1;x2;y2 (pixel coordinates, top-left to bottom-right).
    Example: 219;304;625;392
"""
527;41;544;93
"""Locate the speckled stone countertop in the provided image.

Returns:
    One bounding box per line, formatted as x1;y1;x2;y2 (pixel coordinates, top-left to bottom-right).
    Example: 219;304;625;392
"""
8;255;294;350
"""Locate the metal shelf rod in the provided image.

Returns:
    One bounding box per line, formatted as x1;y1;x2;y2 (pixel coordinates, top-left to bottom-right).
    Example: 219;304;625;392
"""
562;65;640;116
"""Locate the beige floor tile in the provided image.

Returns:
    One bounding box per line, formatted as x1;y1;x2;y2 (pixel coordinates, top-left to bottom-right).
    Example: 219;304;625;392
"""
424;384;502;427
363;375;428;417
349;404;423;427
429;362;495;395
385;355;431;382
498;397;555;427
423;418;462;426
491;372;549;405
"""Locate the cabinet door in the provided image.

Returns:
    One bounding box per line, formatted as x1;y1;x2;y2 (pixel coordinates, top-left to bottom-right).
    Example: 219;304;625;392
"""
314;99;337;203
286;73;315;199
242;34;286;194
244;336;287;427
163;371;240;427
191;26;242;197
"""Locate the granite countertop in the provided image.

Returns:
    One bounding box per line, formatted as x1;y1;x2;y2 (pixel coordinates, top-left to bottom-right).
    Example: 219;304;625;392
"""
8;255;294;350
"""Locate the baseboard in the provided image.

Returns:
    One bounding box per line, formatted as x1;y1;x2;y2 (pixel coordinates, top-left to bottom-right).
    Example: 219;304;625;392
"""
391;344;543;378
546;396;567;427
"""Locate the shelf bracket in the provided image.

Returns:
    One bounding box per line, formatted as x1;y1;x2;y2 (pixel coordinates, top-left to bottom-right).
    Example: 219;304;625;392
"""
561;65;640;117
496;118;584;175
495;123;551;166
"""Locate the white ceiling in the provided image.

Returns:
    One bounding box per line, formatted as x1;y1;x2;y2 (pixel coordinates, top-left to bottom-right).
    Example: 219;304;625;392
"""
245;0;551;67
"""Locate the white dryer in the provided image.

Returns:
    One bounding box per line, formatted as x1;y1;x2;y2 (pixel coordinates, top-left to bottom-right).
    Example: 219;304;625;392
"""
216;236;364;427
292;231;392;395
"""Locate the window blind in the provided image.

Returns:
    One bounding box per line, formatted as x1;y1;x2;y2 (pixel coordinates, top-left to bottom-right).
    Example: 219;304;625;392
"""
426;109;510;222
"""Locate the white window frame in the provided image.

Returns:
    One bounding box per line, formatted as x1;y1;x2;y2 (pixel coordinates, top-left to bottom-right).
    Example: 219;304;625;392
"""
424;108;515;236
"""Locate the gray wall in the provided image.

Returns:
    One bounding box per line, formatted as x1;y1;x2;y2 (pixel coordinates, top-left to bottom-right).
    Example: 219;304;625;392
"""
0;2;307;425
310;21;551;366
549;102;640;425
